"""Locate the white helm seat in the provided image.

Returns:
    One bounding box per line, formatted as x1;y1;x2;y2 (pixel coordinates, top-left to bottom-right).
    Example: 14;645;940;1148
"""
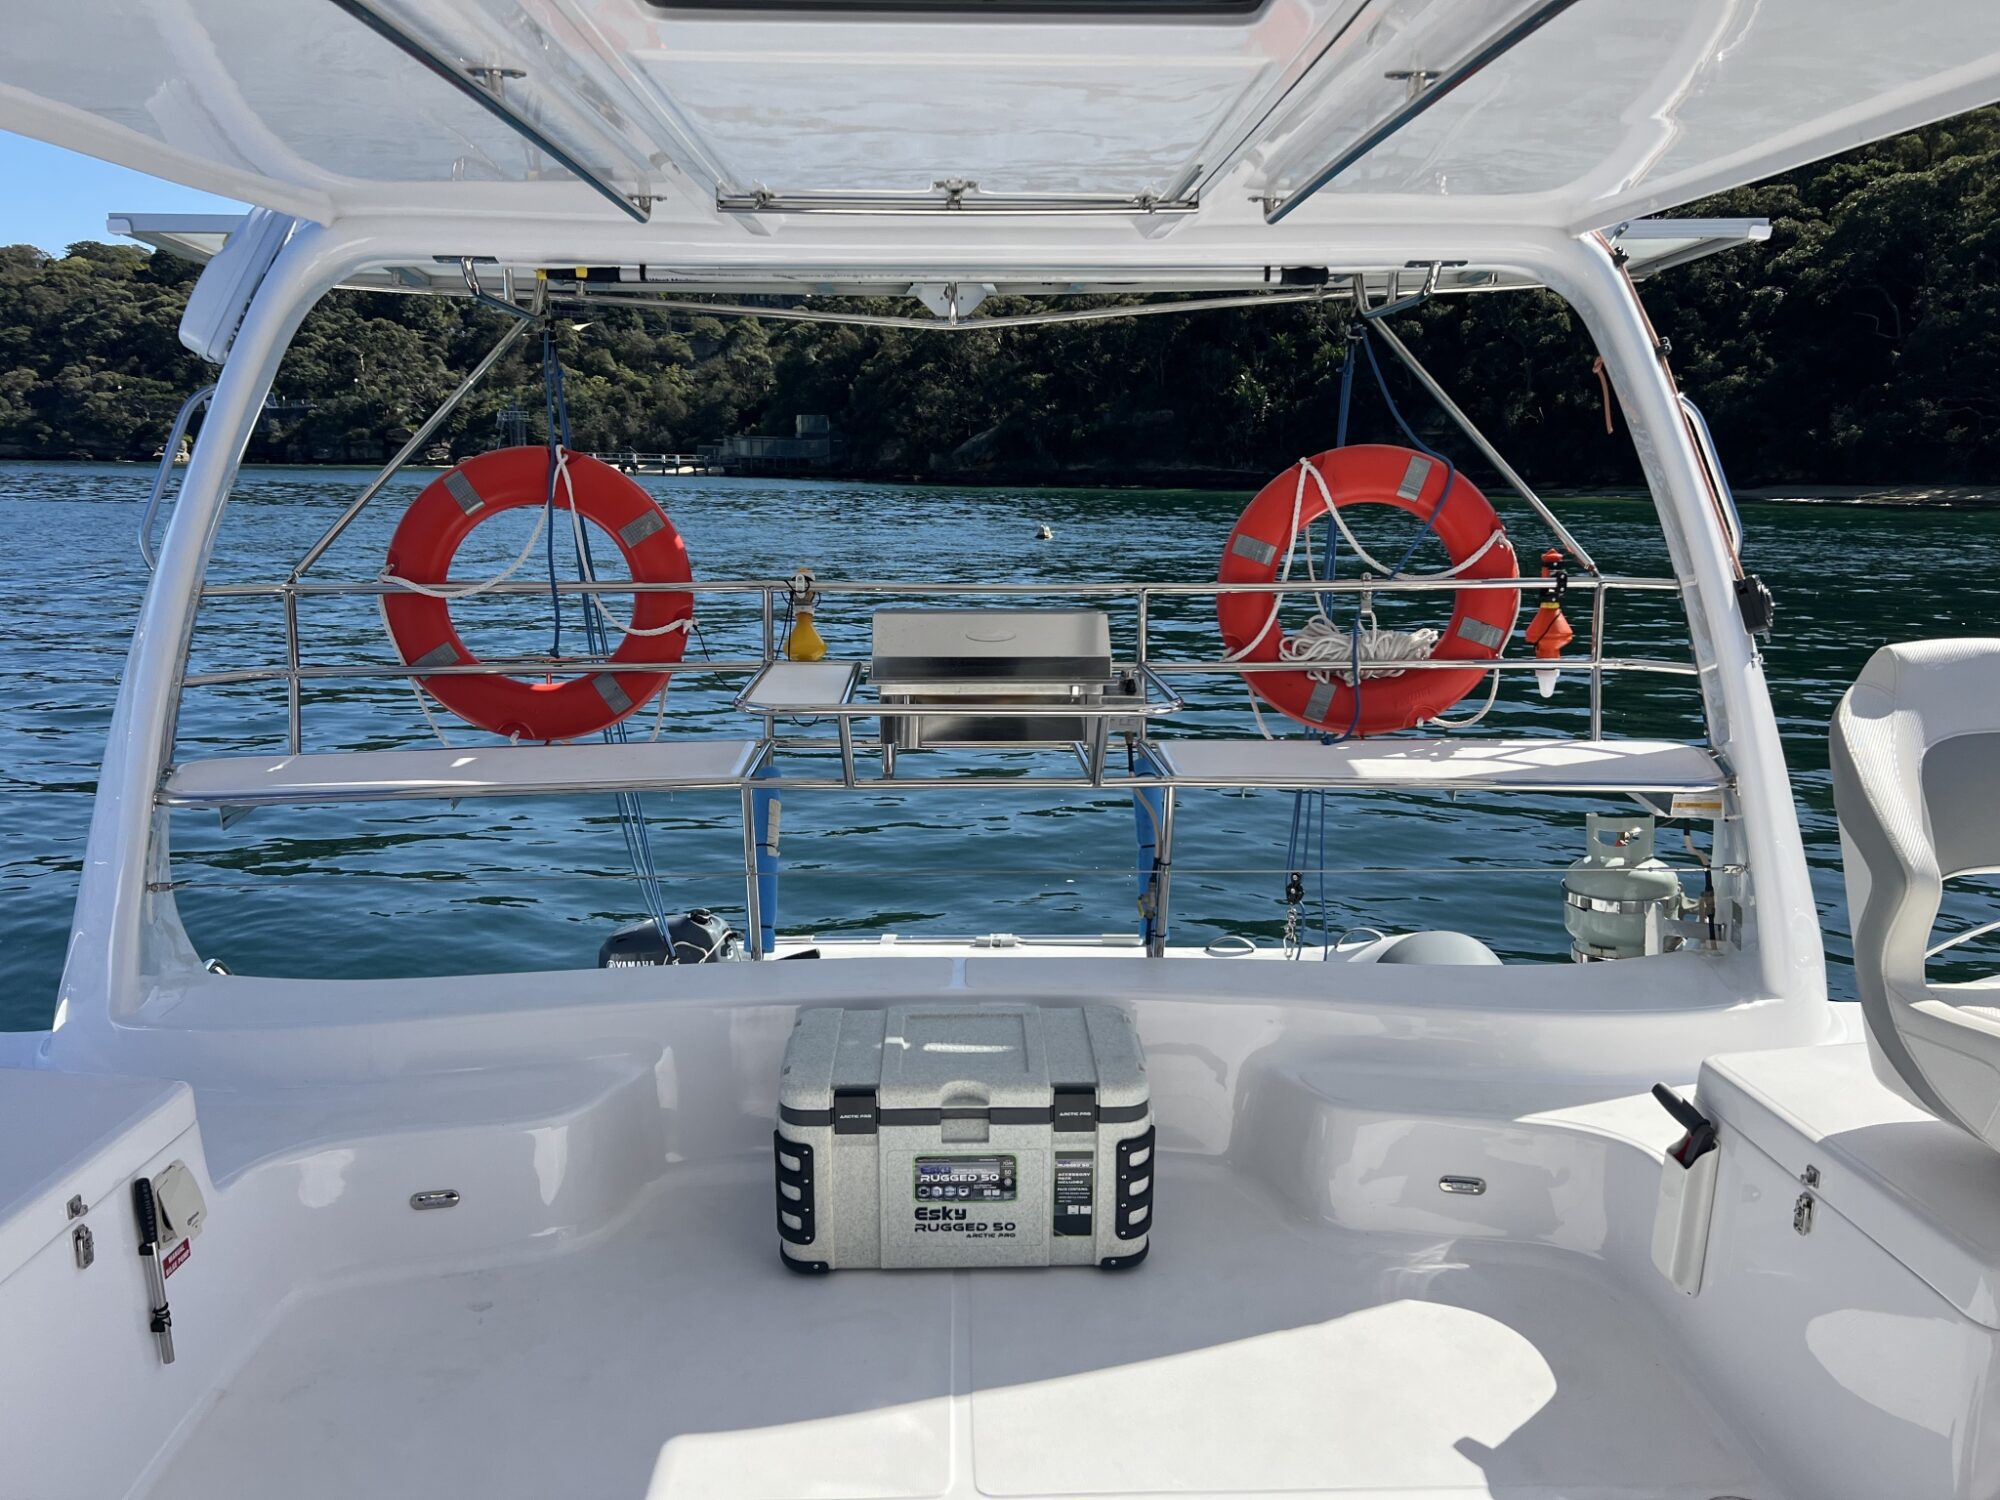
1832;640;2000;1149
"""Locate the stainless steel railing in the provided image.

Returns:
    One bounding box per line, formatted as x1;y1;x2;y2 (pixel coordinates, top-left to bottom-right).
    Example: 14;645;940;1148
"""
168;570;1715;959
138;385;216;570
185;571;1693;757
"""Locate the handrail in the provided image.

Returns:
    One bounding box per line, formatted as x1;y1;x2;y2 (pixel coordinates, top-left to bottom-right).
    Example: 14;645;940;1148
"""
1678;393;1744;557
1360;311;1600;575
458;258;538;324
162;570;1706;793
201;573;1683;600
290;317;536;581
179;654;1700;689
138;384;216;570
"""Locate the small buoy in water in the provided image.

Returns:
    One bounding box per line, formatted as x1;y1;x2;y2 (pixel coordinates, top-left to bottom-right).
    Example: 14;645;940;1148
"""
1035;524;1054;541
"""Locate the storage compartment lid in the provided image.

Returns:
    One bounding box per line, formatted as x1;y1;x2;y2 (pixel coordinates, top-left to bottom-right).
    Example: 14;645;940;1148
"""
1700;1043;2000;1329
0;1069;195;1285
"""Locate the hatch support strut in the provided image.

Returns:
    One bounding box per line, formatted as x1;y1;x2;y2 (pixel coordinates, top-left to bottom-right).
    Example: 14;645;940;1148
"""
1264;0;1583;226
323;0;652;224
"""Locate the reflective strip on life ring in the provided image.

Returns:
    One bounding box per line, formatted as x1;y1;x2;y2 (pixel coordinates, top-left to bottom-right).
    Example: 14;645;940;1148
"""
1216;444;1519;737
381;447;693;742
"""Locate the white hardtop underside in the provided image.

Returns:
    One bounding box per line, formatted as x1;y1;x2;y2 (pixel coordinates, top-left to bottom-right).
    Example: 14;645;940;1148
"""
110;209;1770;298
4;0;1997;263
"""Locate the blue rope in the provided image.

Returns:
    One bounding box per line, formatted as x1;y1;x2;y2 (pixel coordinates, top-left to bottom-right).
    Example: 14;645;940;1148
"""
540;326;669;929
1281;785;1334;956
1317;322;1463;742
1358;326;1461;578
1286;319;1464;913
541;331;567;659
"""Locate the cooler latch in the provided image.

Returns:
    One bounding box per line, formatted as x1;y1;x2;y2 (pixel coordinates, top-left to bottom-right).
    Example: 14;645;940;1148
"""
832;1087;879;1135
1053;1088;1097;1134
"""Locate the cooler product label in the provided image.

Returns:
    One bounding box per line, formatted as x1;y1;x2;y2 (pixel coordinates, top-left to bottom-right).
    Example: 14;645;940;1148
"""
1053;1152;1094;1236
914;1155;1016;1203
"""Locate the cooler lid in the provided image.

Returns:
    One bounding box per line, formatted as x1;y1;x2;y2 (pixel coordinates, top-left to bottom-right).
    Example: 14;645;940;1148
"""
879;1006;1050;1115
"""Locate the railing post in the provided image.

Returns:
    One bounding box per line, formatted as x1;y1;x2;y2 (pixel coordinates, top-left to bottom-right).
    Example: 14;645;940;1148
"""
740;783;764;958
1132;745;1171;955
1588;582;1608;740
749;765;781;956
1151;786;1176;958
283;586;302;754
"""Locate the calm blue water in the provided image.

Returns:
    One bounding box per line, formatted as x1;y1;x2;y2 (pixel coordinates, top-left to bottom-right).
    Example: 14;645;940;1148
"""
3;460;1997;1028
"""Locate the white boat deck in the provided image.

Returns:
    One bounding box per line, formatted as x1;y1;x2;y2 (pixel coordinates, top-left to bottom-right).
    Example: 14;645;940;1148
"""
147;1157;1771;1500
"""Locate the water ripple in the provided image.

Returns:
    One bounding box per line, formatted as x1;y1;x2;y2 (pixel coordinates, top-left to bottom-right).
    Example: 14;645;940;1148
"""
4;461;1997;1021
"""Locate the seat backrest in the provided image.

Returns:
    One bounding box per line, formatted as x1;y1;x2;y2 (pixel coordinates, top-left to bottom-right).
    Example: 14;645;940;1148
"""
1831;640;2000;1146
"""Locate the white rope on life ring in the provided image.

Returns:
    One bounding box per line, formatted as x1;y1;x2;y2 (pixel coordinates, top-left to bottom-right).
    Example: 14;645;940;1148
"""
1226;455;1507;736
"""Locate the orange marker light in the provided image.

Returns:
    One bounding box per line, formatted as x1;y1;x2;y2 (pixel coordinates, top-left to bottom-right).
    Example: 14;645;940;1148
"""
1526;548;1574;698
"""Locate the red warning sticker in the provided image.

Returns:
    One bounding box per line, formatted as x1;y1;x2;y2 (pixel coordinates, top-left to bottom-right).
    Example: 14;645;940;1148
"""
163;1240;191;1278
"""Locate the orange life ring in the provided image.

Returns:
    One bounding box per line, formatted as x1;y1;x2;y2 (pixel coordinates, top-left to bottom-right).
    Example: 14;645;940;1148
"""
382;447;693;742
1216;444;1519;736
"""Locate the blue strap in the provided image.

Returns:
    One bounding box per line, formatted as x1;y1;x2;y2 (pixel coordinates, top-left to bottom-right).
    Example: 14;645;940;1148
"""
1319;335;1359;608
1336;332;1358;450
1313;322;1458;745
1358;327;1460;579
541;326;670;928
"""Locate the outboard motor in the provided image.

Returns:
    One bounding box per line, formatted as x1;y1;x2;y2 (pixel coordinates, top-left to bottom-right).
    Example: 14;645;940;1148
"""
598;909;746;968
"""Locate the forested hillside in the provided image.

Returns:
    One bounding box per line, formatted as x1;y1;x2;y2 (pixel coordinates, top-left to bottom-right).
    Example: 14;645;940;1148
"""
2;107;1996;488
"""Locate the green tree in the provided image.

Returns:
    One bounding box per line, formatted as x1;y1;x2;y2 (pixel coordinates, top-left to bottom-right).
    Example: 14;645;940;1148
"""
4;105;1998;486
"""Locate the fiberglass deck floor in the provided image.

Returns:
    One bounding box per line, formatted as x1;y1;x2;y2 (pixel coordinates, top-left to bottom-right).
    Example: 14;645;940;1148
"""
148;1157;1775;1500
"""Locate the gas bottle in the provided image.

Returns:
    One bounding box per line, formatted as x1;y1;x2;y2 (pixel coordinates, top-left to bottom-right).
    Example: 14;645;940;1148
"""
1562;814;1684;960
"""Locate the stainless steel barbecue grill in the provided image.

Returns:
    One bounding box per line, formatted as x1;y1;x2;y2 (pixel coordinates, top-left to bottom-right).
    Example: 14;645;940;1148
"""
869;609;1130;756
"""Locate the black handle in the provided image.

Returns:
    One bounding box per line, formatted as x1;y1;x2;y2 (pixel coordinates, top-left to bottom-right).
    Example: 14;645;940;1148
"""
132;1177;160;1248
1650;1083;1704;1133
1651;1084;1717;1165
